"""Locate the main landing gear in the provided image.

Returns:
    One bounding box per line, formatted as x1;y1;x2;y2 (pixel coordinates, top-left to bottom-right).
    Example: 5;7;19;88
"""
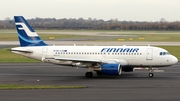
85;66;94;78
85;72;93;78
85;71;103;78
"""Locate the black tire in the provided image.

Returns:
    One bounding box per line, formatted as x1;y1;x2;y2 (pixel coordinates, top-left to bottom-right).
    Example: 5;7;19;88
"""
85;72;93;78
149;73;154;78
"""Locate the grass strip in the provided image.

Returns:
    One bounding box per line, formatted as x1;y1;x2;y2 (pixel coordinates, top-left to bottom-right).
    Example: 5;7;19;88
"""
0;84;86;90
1;30;180;41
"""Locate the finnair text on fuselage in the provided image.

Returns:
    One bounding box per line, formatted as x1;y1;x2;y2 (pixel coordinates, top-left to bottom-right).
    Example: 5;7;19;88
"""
101;48;139;53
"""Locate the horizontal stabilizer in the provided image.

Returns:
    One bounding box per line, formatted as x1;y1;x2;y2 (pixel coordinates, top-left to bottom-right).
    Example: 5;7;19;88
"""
11;49;33;53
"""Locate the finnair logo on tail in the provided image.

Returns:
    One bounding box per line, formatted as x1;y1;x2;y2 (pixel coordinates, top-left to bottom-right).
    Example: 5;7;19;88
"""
16;23;38;37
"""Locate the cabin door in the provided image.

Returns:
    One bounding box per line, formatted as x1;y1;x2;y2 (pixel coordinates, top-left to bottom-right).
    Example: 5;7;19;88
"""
42;47;48;58
146;48;153;60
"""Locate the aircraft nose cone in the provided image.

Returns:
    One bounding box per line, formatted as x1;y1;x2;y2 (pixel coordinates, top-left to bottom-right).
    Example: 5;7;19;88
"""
172;56;178;64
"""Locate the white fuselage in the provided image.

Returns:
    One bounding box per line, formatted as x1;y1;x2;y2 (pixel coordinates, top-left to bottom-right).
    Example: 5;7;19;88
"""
11;45;178;67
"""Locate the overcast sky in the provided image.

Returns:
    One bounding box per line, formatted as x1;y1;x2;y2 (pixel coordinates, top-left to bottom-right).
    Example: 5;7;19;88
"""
1;0;180;21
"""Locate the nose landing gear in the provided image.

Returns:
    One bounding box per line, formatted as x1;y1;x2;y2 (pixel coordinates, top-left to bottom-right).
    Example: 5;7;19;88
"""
149;66;154;78
149;72;154;77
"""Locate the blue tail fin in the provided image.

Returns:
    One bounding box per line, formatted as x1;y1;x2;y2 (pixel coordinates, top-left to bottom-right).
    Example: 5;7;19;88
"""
14;16;48;47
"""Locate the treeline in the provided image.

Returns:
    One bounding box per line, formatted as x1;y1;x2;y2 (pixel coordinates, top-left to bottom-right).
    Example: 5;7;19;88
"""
0;17;180;30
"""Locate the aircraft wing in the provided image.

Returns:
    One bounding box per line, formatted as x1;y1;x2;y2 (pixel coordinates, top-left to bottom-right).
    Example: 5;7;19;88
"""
54;57;102;63
52;57;128;65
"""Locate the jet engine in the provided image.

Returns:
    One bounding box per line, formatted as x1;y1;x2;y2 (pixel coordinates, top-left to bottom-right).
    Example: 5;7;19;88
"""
100;63;122;75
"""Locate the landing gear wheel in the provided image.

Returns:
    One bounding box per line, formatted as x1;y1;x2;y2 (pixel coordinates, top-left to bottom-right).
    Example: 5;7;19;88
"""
96;71;103;75
85;72;93;78
149;73;154;78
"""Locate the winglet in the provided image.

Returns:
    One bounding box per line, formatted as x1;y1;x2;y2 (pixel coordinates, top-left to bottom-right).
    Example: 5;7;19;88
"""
14;16;48;47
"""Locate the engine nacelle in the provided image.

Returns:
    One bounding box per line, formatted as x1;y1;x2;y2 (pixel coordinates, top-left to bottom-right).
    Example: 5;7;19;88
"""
101;63;122;75
122;66;134;72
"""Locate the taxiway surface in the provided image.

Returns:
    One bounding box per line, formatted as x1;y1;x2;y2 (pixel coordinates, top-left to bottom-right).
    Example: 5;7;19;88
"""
1;41;180;46
0;63;180;101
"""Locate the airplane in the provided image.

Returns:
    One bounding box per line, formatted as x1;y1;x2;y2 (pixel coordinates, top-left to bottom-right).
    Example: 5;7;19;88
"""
11;16;178;78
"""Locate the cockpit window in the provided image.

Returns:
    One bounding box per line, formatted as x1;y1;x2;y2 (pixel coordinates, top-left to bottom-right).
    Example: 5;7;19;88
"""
159;52;170;56
160;52;162;55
